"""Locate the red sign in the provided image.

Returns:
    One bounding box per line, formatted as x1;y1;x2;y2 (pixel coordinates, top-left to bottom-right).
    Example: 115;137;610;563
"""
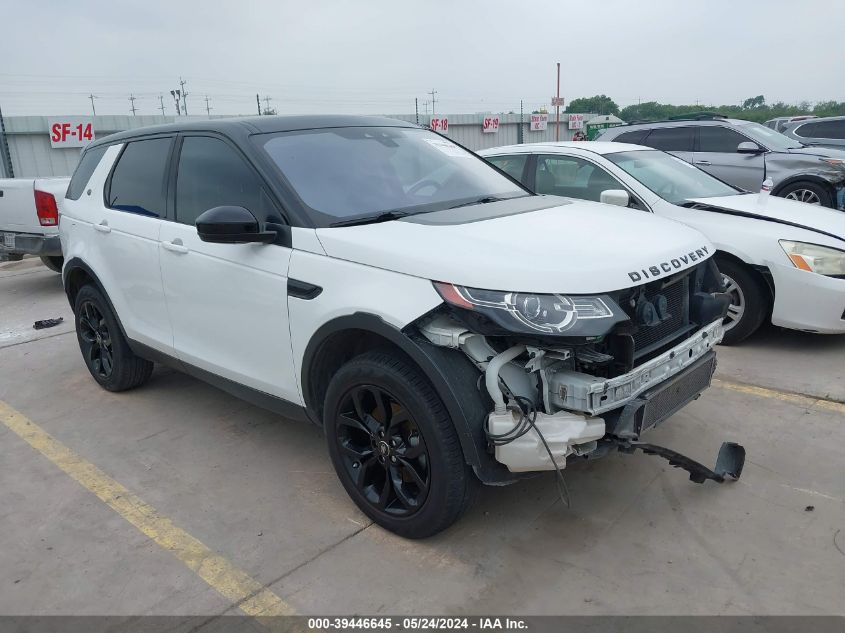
482;116;500;133
430;118;448;133
49;118;95;148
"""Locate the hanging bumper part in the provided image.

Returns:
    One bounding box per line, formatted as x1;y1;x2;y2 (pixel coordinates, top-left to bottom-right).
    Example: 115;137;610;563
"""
611;439;746;484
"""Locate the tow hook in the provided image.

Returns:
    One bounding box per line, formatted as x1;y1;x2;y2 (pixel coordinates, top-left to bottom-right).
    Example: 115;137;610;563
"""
611;440;745;483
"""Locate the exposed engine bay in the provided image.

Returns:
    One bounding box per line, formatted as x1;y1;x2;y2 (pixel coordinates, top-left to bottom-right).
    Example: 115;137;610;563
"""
419;259;745;485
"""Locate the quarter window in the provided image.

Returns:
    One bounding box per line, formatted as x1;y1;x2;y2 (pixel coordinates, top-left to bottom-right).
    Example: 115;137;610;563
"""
67;145;108;200
534;155;623;202
486;154;528;183
642;127;694;152
175;136;270;226
794;120;845;140
107;138;173;217
698;126;751;153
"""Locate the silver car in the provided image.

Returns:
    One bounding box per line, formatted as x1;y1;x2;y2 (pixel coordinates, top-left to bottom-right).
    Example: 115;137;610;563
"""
598;117;845;208
782;116;845;151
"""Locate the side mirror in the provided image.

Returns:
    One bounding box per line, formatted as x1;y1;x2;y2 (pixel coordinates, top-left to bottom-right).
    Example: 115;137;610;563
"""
600;189;630;207
195;206;277;244
737;141;764;154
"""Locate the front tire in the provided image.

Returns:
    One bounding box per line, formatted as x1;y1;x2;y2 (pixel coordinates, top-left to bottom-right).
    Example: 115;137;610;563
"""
717;258;769;345
778;181;832;207
324;352;475;538
73;285;154;391
40;255;64;273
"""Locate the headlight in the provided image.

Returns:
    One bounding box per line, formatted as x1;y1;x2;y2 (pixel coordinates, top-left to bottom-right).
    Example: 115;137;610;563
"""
433;282;623;335
779;240;845;277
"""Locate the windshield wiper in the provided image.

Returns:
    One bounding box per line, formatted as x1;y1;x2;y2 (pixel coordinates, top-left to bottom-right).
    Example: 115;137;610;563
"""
447;195;507;210
329;210;410;227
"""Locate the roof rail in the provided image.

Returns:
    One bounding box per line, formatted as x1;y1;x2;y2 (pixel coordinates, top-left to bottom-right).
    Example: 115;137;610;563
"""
666;111;727;121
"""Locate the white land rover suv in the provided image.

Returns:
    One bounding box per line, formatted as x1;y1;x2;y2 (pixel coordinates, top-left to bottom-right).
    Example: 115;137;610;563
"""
60;116;742;538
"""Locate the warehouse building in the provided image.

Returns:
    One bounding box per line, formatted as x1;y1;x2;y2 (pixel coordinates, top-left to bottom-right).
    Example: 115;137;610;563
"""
0;112;601;179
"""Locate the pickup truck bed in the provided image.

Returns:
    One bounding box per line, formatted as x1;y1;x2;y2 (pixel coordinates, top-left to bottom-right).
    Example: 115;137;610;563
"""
0;178;70;271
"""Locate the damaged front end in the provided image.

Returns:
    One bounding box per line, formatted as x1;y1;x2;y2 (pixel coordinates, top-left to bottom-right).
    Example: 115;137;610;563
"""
417;259;745;485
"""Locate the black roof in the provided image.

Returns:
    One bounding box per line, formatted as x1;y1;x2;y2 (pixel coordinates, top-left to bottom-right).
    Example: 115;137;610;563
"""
89;114;420;148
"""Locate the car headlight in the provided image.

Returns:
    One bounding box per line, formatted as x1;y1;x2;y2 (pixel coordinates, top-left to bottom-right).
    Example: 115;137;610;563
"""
779;240;845;277
433;282;624;336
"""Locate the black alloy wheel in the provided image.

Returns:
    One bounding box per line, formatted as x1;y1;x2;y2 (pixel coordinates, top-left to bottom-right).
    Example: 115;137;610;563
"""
78;300;114;379
336;384;430;516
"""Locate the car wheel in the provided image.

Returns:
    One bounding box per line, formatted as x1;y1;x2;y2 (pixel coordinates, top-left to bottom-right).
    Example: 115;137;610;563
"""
324;352;476;538
40;255;64;273
778;181;832;207
74;284;154;391
717;258;769;345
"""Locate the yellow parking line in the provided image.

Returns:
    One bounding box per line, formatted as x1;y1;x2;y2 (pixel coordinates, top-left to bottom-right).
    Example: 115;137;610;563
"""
0;400;295;617
713;378;845;415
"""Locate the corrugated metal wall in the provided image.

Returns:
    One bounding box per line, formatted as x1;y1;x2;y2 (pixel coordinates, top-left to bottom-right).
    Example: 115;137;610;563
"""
0;112;596;178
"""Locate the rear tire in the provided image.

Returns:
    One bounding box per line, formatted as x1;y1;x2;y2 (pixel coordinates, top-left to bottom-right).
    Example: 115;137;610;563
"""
778;181;832;207
73;284;154;391
324;352;475;538
717;258;769;345
40;255;64;273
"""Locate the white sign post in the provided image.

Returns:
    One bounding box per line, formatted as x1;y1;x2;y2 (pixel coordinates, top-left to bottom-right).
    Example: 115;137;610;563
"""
529;114;549;131
48;118;95;148
568;114;585;130
482;116;500;133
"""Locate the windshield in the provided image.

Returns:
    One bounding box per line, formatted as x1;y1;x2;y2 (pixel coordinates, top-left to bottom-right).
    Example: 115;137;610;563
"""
732;120;804;151
258;126;528;226
606;150;739;204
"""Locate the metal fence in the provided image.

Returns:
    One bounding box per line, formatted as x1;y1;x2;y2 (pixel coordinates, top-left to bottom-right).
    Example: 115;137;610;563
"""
0;112;595;178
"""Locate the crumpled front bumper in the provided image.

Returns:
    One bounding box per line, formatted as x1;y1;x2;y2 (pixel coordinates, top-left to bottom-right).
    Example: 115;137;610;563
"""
548;319;724;416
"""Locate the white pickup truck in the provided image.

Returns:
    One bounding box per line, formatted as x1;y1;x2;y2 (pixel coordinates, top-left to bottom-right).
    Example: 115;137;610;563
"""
0;178;70;271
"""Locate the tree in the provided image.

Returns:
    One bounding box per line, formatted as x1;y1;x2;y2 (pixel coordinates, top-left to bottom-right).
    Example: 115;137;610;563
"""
565;95;619;116
742;95;766;110
812;101;845;118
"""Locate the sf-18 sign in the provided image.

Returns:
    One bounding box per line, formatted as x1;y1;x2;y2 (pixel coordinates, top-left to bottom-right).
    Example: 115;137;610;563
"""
429;118;448;133
530;113;548;131
49;118;95;148
482;116;500;133
568;114;585;130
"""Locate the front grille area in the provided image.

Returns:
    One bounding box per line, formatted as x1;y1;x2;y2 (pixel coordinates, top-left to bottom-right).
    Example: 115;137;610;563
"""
630;274;691;357
636;352;717;433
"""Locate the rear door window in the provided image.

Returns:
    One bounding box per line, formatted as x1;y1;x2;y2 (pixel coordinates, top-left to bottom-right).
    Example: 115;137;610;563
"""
534;155;623;202
67;145;108;200
641;127;695;152
698;126;751;152
107;138;173;217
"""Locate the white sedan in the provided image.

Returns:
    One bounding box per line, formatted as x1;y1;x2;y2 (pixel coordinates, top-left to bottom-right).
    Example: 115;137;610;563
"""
479;142;845;343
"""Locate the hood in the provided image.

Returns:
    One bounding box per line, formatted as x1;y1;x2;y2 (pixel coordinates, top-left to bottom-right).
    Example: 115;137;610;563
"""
687;194;845;243
784;145;845;159
315;197;714;294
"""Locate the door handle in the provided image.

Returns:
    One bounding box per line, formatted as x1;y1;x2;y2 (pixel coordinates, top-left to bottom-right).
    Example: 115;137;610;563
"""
162;239;189;254
93;221;111;233
694;160;712;166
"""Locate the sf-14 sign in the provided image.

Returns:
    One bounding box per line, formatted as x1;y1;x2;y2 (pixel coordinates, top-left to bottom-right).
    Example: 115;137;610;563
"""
49;118;95;148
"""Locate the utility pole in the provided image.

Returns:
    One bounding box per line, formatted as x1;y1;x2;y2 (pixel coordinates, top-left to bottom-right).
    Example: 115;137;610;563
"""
256;94;261;115
88;94;97;116
204;95;212;116
555;62;561;142
170;90;181;115
415;98;419;125
158;95;166;116
129;94;137;116
429;89;437;116
0;103;14;179
263;96;273;115
421;100;430;115
519;99;524;145
179;77;189;115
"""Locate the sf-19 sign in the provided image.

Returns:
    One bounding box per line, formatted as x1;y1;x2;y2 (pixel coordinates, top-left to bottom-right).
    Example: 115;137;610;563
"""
482;116;500;133
429;118;448;132
49;118;95;148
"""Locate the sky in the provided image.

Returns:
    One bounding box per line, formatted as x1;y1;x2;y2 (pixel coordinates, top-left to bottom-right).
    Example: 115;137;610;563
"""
1;0;842;117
